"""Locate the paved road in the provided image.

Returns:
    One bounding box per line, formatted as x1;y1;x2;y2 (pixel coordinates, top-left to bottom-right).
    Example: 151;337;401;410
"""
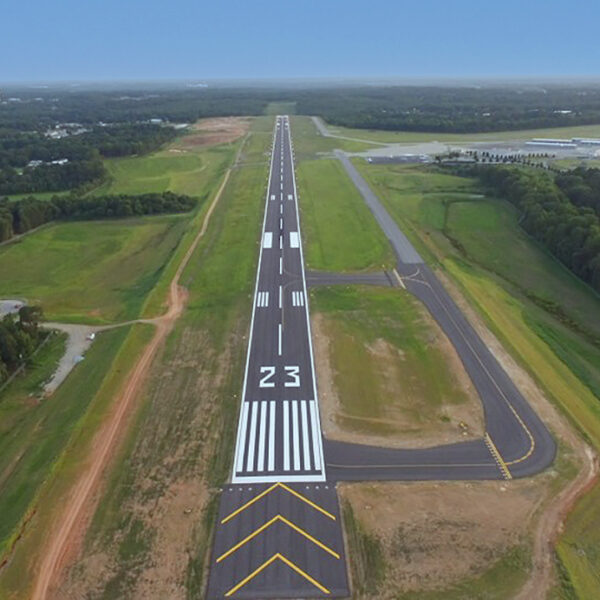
207;116;349;599
333;152;556;481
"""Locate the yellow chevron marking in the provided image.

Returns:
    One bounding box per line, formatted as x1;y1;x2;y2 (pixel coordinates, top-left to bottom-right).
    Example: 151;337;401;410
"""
221;482;336;524
225;553;330;597
217;514;340;563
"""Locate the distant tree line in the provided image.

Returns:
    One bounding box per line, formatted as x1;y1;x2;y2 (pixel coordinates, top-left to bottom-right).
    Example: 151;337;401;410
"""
293;85;600;133
0;192;196;243
0;306;44;385
457;166;600;291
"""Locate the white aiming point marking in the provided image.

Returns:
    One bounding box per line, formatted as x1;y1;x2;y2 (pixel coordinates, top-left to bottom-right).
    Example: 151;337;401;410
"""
290;232;300;248
262;232;273;248
256;291;269;307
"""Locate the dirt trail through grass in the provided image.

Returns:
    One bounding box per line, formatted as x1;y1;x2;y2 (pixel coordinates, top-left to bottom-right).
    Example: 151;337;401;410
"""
31;166;233;600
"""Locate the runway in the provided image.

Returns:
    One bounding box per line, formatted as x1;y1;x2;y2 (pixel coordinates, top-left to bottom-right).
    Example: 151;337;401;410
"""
206;116;556;598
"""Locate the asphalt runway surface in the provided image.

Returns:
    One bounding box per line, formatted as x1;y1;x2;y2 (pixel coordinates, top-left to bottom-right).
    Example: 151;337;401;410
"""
207;116;349;599
206;117;555;599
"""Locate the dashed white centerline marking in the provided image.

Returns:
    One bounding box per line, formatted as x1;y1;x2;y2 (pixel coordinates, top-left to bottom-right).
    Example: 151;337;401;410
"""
279;285;282;309
278;323;282;356
279;256;283;275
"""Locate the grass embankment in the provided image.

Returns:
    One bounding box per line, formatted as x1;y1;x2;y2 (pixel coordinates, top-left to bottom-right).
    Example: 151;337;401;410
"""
296;158;393;272
48;118;272;598
354;161;600;599
0;323;154;596
325;122;600;145
0;121;243;597
311;286;481;443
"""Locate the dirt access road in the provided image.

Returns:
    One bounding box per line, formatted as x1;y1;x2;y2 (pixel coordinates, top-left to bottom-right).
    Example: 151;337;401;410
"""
31;167;234;600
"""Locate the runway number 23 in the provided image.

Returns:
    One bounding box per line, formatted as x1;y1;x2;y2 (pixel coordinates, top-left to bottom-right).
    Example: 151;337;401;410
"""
259;365;300;388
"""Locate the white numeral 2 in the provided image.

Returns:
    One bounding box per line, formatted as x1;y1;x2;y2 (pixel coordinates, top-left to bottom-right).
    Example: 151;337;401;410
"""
259;366;276;388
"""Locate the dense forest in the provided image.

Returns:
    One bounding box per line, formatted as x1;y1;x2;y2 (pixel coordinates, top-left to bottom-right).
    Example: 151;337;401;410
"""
0;192;196;243
293;85;600;133
0;306;44;385
459;166;600;292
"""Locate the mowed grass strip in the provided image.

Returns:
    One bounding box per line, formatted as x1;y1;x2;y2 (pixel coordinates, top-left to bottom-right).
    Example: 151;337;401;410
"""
296;159;394;272
0;216;188;323
312;286;479;440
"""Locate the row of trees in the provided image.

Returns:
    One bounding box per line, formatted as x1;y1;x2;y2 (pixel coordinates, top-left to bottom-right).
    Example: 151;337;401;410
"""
462;166;600;292
0;307;44;385
0;192;196;242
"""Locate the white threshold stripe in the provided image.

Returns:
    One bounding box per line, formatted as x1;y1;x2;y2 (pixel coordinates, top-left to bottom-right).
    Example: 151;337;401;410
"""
257;401;267;472
309;401;322;470
234;402;250;472
290;231;299;248
300;401;311;471
268;401;276;471
263;232;273;248
246;402;259;472
283;401;290;471
292;400;300;471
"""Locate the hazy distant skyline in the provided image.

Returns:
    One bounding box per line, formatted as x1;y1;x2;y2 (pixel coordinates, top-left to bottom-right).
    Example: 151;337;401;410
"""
3;0;600;83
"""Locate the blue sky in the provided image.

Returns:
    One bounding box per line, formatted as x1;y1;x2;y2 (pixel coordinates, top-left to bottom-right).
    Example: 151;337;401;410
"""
3;0;600;82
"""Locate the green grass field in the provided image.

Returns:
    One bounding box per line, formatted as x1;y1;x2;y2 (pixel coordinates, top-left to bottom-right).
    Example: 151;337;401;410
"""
311;286;480;440
290;115;373;161
296;159;394;272
0;216;188;323
353;160;600;599
325;121;600;145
